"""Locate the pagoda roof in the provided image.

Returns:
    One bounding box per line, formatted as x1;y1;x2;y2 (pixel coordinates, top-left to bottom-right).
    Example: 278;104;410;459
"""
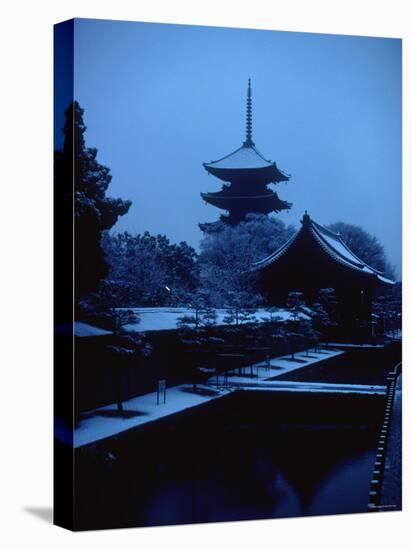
203;80;290;184
254;212;394;286
201;189;291;213
203;144;289;183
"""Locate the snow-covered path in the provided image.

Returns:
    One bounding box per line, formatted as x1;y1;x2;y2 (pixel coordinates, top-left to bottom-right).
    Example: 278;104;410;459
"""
73;348;343;448
229;380;386;395
213;348;343;385
74;384;232;449
327;342;385;349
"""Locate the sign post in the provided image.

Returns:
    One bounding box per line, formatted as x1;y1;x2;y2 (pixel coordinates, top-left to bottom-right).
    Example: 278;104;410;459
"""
157;379;166;405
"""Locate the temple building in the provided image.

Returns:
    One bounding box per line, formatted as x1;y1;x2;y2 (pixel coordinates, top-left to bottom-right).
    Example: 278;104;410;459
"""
254;211;394;336
201;79;291;226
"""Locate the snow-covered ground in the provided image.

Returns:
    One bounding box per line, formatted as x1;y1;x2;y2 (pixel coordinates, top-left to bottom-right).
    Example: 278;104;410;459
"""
216;348;343;386
75;322;112;337
74;348;343;449
385;330;402;340
234;381;386;395
123;307;305;333
327;342;385;349
74;384;232;448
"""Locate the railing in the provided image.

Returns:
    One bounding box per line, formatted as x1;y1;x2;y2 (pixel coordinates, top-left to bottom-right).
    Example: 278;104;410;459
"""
368;361;401;511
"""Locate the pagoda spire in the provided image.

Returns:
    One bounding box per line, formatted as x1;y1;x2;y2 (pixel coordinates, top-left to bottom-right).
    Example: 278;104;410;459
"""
244;78;254;147
200;78;292;227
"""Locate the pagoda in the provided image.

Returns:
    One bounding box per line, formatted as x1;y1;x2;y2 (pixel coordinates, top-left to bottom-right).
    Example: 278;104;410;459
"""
201;79;291;226
254;211;394;337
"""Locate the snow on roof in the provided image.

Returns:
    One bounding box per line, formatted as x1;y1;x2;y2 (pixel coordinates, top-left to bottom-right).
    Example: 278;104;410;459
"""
204;144;275;170
253;230;300;269
311;222;393;282
254;214;395;285
314;224;364;267
377;274;396;285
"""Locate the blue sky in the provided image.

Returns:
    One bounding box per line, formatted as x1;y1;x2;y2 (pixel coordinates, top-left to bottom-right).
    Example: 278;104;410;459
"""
56;19;402;276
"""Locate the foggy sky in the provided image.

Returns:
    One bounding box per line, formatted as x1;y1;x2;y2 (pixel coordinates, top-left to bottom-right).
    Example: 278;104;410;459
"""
56;19;402;278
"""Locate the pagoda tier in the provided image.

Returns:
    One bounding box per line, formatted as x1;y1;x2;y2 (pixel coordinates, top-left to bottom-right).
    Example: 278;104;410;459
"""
201;189;291;214
254;211;394;337
201;79;291;224
203;144;289;185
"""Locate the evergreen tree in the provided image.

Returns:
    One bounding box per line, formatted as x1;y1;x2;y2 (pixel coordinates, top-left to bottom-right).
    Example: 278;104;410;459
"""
177;289;217;332
309;288;340;344
199;213;294;306
284;292;318;357
103;231;199;306
55;102;131;307
373;282;402;337
286;291;305;321
223;290;261;327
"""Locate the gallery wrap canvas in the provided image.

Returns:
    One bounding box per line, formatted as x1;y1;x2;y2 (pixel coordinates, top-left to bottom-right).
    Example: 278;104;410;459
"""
54;18;402;531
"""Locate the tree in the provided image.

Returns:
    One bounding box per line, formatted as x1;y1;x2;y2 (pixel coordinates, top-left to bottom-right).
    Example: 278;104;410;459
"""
283;292;304;359
103;231;199;306
286;291;305;321
199;213;295;305
105;333;152;413
328;222;396;280
284;292;323;357
309;288;340;345
223;290;261;327
373;282;402;337
176;290;218;392
177;289;217;332
81;279;140;334
55;102;131;307
269;321;287;354
106;344;136;413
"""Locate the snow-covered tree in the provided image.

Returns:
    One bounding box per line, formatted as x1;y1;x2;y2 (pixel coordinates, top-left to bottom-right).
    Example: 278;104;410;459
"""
373;283;402;337
308;288;340;345
284;292;320;357
81;279;140;334
199;213;294;305
103;231;199;306
177;290;217;332
286;291;305;321
328;222;396;280
223;290;261;327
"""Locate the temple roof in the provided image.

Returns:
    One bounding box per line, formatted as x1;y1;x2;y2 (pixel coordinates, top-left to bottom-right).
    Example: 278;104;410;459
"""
203;144;289;183
203;79;290;184
201;189;291;213
254;212;394;286
205;144;274;170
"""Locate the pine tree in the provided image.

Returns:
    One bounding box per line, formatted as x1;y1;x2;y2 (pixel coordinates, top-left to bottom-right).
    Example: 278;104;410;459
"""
55;102;132;308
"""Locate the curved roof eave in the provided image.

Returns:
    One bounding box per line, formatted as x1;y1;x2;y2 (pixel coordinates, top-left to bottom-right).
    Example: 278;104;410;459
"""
310;222;385;274
254;215;395;286
310;223;394;284
252;231;300;271
203;144;289;179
